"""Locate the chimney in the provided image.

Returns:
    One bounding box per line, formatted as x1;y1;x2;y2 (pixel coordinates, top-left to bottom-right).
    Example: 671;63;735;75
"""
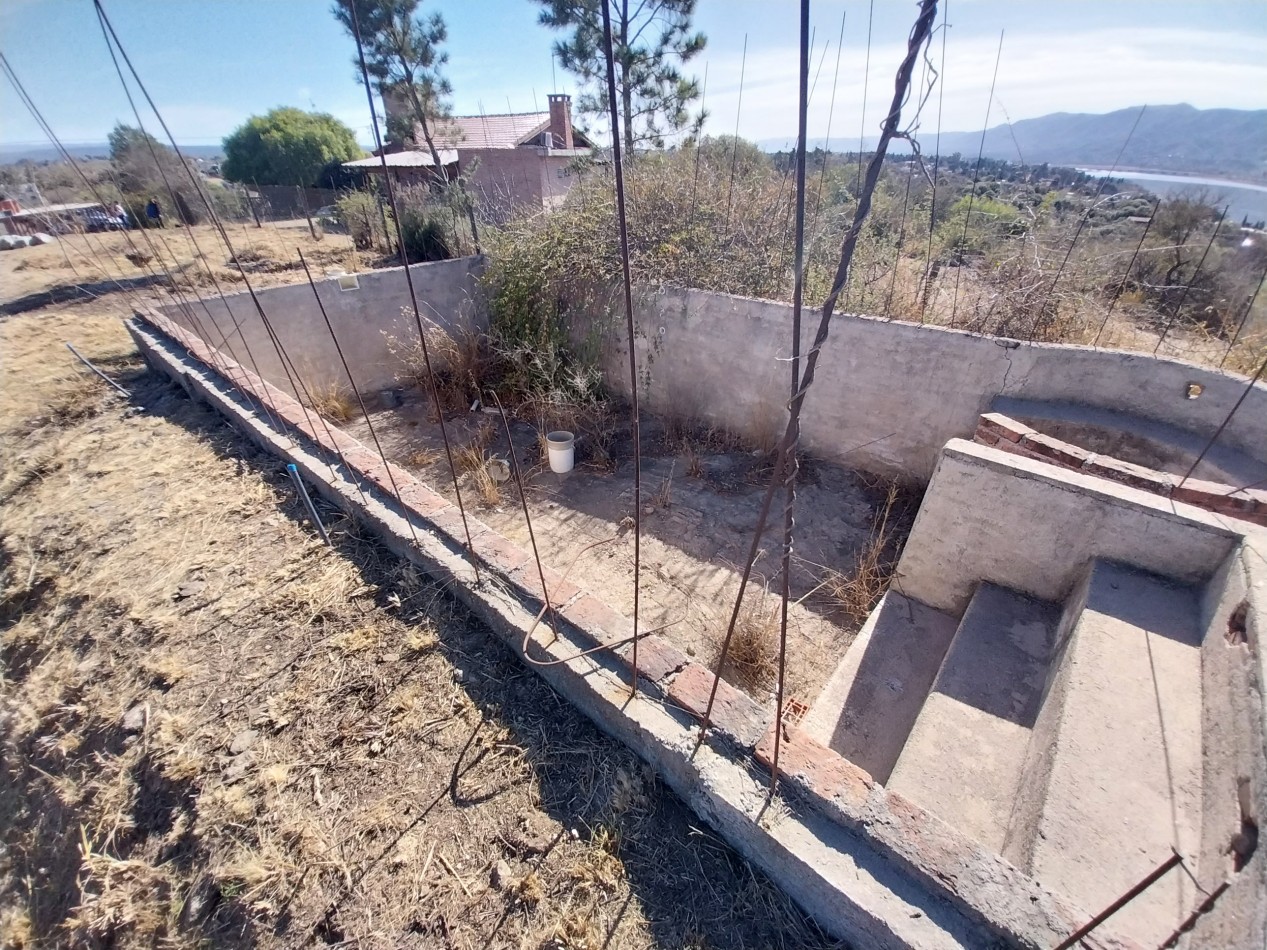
547;94;574;149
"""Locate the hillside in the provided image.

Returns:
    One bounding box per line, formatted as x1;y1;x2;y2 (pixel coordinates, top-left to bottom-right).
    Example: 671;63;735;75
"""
928;105;1266;180
764;105;1267;182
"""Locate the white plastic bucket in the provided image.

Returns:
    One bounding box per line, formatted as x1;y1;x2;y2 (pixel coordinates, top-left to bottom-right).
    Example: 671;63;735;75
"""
547;430;575;474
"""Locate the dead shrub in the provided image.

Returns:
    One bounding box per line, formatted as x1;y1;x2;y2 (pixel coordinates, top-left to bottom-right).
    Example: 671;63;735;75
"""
390;309;489;414
454;424;501;507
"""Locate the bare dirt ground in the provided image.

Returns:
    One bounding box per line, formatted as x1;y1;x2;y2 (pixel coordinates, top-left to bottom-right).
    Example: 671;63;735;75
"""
342;392;915;707
0;233;845;949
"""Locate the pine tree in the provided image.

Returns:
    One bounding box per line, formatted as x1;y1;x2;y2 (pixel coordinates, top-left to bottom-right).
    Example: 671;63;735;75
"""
536;0;706;151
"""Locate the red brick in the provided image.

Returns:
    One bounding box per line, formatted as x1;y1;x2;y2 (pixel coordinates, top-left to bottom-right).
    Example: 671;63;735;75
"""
509;561;582;609
1083;455;1176;496
977;412;1033;443
397;481;453;518
755;724;874;813
561;592;634;643
428;505;490;546
614;633;689;685
666;662;765;749
471;528;533;576
1018;433;1092;470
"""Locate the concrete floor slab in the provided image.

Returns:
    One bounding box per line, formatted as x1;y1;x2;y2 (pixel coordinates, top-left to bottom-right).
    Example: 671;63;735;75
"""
888;584;1059;851
802;592;958;783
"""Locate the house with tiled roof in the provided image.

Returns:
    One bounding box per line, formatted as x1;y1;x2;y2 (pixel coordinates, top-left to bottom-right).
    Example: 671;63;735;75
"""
344;93;595;220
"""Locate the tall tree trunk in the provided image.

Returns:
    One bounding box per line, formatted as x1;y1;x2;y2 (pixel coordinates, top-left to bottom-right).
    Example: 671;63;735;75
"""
298;186;317;240
408;85;450;186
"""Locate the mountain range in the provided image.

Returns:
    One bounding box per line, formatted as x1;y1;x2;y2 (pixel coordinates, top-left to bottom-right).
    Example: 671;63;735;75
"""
760;104;1267;182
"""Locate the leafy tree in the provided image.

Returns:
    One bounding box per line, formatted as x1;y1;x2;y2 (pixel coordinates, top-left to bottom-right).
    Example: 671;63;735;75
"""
332;0;453;180
536;0;706;151
108;123;203;224
221;108;363;187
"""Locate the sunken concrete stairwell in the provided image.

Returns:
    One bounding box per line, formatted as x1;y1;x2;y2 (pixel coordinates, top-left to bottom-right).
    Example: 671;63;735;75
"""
1002;561;1203;946
888;585;1060;854
804;440;1247;946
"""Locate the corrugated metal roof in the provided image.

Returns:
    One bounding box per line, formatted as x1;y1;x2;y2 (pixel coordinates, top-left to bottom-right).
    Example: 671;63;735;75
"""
342;150;459;168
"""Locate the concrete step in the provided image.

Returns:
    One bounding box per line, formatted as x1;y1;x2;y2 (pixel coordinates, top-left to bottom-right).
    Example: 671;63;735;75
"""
802;592;958;783
1003;560;1204;947
887;584;1059;852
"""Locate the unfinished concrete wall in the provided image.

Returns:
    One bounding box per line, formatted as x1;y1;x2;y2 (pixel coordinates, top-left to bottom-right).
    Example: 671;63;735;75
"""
894;439;1242;615
596;285;1267;481
1190;537;1267;949
160;256;484;398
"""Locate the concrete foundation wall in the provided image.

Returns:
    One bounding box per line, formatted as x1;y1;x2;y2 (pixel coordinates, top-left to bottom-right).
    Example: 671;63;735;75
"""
894;440;1242;615
1190;537;1267;948
159;256;484;398
596;285;1267;481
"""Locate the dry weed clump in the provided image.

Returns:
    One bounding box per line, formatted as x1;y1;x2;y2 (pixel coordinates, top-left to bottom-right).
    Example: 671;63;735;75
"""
709;592;780;692
390;308;490;414
453;422;502;507
310;381;358;422
821;481;903;626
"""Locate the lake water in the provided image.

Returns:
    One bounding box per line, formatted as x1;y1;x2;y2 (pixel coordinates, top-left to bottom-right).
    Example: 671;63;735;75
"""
1078;169;1267;226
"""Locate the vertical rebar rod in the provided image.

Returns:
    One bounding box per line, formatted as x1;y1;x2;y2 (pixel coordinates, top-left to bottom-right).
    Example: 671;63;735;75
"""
855;0;875;198
93;4;288;431
299;250;427;552
685;62;709;290
724;34;748;229
491;391;555;634
345;0;482;583
772;0;812;798
1220;267;1266;369
1177;352;1266;490
699;0;939;747
1153;205;1229;356
812;11;847;221
1092;199;1159;348
885;160;917;317
2;47;270;429
919;0;948;323
600;0;643;696
1034;105;1147;340
1052;851;1183;950
949;28;1003;328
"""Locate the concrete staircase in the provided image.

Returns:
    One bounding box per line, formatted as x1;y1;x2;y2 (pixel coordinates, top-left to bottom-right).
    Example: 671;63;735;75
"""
887;585;1058;852
806;561;1204;946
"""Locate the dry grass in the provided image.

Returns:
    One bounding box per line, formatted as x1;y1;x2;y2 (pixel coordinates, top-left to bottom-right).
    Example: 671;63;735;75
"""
309;381;358;422
390;308;490;414
452;423;503;508
709;592;780;693
820;482;903;627
1;221;847;950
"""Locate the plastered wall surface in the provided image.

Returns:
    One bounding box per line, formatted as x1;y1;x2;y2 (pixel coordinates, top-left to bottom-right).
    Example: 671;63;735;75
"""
895;439;1242;615
161;256;484;398
171;267;1266;484
603;285;1267;480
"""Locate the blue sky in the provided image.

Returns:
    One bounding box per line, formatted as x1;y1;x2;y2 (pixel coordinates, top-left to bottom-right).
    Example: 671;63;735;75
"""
1;0;1265;151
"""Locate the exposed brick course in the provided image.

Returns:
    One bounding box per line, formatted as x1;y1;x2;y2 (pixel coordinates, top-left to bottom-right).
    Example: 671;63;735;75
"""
974;413;1267;527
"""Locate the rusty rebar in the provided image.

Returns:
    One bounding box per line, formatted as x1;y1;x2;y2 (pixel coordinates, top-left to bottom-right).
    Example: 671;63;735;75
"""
347;0;482;583
600;0;644;696
698;0;940;750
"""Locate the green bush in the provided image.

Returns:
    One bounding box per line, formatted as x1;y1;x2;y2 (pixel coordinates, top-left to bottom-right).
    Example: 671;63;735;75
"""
335;190;389;250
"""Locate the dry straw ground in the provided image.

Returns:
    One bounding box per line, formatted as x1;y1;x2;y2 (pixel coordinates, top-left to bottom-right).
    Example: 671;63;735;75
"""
0;229;842;949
